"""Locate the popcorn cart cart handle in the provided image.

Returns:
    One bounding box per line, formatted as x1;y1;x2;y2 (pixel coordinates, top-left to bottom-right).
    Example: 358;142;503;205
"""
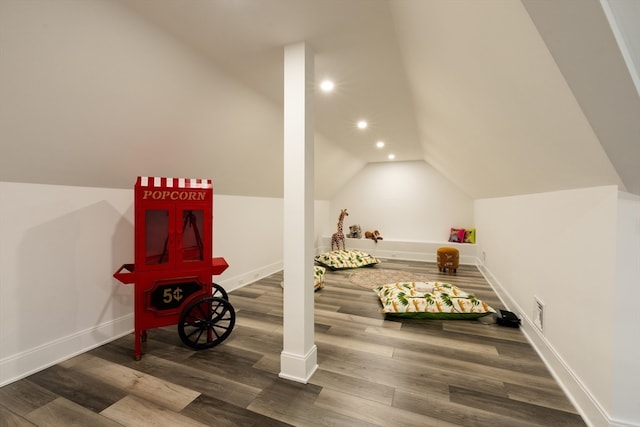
113;264;136;284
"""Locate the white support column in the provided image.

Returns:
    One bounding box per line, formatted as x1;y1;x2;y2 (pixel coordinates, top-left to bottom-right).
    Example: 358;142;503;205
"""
280;42;317;383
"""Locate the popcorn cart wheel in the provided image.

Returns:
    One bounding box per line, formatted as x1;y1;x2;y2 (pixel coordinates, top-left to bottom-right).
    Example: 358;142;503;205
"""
178;296;235;349
212;282;228;301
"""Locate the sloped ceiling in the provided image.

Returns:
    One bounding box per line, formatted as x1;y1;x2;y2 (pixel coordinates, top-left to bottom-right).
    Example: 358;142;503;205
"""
391;0;633;198
1;0;637;199
522;0;640;196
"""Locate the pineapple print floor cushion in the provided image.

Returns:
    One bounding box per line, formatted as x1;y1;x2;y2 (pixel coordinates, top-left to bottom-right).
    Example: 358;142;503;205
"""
281;266;326;291
314;266;326;291
315;249;380;270
374;282;495;319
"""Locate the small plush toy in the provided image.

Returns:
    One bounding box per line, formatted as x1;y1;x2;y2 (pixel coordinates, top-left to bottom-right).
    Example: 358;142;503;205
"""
348;224;362;239
364;230;383;243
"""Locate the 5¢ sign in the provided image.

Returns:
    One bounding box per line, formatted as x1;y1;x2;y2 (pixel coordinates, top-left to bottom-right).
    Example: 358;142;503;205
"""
148;281;201;312
164;287;184;304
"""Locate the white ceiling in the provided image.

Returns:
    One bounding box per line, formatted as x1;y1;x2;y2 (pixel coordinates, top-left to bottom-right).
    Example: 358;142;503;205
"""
119;0;425;163
1;0;638;199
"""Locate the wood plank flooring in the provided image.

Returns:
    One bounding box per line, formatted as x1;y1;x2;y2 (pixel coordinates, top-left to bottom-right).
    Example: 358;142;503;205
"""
0;260;587;426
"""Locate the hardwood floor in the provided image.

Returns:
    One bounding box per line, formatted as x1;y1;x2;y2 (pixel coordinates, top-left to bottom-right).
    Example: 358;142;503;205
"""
0;260;587;426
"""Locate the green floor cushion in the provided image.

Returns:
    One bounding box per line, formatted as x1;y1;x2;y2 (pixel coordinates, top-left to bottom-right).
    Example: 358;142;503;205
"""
374;281;495;319
314;266;326;290
315;249;380;270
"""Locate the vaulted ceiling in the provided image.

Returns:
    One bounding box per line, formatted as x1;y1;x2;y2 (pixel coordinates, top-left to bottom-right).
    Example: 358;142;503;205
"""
1;0;638;199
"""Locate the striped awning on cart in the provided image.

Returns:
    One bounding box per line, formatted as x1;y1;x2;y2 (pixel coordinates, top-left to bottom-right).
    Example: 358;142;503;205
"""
137;176;212;189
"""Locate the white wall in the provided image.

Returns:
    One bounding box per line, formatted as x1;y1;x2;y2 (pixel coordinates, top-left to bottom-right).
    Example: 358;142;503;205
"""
213;195;284;291
474;185;640;427
330;160;474;242
0;181;331;386
612;191;640;425
213;195;331;292
0;182;135;386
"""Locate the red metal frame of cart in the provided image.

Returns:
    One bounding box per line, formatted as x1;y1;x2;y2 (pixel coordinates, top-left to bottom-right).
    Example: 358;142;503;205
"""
114;176;229;360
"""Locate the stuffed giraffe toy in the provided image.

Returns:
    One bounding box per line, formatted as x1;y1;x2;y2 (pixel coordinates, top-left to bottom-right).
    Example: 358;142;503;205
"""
331;209;349;251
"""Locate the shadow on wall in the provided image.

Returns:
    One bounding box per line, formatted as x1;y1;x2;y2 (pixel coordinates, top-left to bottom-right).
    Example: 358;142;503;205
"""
15;200;134;358
111;205;134;319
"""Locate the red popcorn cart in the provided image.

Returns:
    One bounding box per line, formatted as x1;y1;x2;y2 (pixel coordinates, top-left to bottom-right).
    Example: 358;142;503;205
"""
113;176;234;360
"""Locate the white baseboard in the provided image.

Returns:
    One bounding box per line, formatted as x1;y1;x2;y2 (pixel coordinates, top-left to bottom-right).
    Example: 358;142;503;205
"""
477;264;621;427
218;261;284;292
279;345;318;384
0;263;283;388
0;314;133;387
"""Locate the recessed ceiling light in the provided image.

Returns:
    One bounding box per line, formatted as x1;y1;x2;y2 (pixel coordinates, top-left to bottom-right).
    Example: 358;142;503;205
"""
376;141;385;148
388;154;395;160
357;120;368;129
320;79;335;92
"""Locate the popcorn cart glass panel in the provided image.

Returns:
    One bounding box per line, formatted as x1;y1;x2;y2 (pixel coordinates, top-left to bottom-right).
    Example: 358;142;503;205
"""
145;209;170;265
181;209;205;262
